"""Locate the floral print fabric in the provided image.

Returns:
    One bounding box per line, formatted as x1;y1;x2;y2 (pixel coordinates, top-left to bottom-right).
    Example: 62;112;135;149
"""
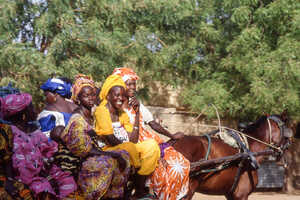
125;106;190;200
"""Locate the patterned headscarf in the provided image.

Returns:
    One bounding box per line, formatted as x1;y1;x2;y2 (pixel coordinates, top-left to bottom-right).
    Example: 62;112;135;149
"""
0;93;32;118
99;75;126;102
40;78;72;98
72;74;96;103
112;67;139;83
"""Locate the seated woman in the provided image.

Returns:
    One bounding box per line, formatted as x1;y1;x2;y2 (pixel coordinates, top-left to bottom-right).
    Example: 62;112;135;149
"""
61;74;131;199
38;77;81;194
113;67;190;200
38;77;77;137
0;88;34;200
94;74;161;198
1;93;77;199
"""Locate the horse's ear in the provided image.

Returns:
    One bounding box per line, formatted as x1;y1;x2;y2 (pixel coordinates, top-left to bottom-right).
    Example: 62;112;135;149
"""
280;109;289;123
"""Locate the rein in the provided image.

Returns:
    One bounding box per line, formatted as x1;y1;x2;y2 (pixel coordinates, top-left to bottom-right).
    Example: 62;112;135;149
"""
196;124;283;153
187;105;284;153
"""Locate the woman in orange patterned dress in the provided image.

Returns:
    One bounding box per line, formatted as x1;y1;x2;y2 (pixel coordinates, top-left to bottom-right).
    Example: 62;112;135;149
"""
112;68;190;200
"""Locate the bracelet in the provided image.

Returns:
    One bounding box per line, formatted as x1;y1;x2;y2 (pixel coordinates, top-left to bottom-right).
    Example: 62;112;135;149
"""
134;126;139;130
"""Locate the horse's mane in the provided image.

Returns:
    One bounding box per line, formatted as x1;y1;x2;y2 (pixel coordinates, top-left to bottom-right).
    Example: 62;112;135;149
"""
243;115;268;134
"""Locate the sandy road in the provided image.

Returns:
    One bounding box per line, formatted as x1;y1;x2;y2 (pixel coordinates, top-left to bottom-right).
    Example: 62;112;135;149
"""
192;192;300;200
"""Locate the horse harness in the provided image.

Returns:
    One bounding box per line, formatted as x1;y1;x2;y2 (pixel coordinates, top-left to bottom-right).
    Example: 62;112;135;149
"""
267;115;292;154
189;115;291;196
229;115;291;196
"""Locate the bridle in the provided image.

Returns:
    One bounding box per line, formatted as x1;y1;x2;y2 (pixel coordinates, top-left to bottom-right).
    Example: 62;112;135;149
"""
266;115;291;155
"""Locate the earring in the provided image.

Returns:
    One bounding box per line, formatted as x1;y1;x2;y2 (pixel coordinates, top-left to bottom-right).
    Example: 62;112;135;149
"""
22;113;26;121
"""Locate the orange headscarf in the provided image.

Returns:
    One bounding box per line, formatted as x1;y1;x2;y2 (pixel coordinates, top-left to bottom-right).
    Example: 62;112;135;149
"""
71;74;95;102
112;67;139;83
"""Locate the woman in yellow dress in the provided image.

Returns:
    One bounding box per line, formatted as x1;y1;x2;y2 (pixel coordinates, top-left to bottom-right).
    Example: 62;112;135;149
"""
112;67;191;200
94;75;160;198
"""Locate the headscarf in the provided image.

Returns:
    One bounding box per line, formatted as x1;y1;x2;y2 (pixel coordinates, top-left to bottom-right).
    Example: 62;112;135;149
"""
99;75;126;102
71;74;96;103
112;67;139;83
40;78;72;99
0;93;32;118
0;83;20;98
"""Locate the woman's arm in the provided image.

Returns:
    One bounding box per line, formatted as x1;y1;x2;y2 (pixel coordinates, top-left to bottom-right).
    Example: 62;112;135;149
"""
149;120;184;139
128;111;140;143
88;147;126;171
50;125;65;142
127;97;140;143
105;134;123;146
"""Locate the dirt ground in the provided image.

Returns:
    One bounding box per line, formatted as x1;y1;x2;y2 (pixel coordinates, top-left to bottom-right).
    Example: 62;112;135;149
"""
192;192;300;200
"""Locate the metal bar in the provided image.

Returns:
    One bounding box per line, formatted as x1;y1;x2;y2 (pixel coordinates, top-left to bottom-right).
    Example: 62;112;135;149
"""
190;150;274;171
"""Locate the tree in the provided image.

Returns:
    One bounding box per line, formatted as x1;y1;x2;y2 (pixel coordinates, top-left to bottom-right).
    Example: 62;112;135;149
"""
0;0;299;120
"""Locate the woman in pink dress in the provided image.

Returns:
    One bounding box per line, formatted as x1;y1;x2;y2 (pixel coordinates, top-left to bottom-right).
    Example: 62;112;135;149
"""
1;93;77;199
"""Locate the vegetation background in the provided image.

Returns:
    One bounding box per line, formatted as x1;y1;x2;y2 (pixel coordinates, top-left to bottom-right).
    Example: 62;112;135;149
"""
0;0;299;121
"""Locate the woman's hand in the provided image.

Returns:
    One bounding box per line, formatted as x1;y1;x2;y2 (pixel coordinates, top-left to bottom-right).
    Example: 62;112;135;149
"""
172;132;185;140
129;97;140;113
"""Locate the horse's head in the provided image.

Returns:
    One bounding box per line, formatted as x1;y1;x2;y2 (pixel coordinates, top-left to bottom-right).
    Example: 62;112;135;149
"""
265;111;293;159
244;111;293;160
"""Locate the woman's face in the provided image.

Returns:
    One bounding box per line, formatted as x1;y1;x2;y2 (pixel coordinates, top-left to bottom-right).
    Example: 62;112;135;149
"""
44;91;57;104
78;86;96;110
108;86;126;110
125;79;136;98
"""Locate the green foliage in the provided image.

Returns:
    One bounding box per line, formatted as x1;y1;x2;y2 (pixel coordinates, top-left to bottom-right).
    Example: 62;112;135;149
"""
0;0;299;120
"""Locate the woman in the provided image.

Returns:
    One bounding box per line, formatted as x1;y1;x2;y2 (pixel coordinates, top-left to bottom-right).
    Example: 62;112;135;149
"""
0;86;34;200
61;74;131;199
94;74;161;198
1;93;77;199
38;77;77;137
113;67;190;200
38;77;82;187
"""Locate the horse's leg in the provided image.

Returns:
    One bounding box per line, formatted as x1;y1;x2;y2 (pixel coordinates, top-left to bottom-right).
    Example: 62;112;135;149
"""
228;170;257;200
225;196;249;200
225;194;233;200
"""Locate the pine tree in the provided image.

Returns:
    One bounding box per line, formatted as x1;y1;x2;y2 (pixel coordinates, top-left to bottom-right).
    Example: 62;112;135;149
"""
0;0;299;120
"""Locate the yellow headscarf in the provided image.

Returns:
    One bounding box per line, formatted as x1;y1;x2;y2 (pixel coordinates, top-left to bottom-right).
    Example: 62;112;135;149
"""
72;74;96;103
99;75;126;102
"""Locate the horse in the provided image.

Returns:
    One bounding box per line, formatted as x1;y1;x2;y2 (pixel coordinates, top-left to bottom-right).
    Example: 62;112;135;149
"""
171;112;293;200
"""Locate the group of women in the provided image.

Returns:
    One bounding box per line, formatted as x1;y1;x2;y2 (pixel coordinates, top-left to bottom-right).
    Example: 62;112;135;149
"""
0;68;190;200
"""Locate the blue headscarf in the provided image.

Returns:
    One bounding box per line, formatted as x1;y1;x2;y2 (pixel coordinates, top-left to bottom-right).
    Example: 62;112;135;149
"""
40;78;72;99
0;83;20;124
0;83;20;98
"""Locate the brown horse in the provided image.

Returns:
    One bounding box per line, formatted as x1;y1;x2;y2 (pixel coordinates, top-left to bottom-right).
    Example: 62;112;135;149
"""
171;113;292;200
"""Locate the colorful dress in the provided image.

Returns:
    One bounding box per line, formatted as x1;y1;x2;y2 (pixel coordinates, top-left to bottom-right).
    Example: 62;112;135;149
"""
0;124;33;200
125;104;190;200
61;113;131;199
38;110;81;182
11;126;77;199
94;102;161;176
